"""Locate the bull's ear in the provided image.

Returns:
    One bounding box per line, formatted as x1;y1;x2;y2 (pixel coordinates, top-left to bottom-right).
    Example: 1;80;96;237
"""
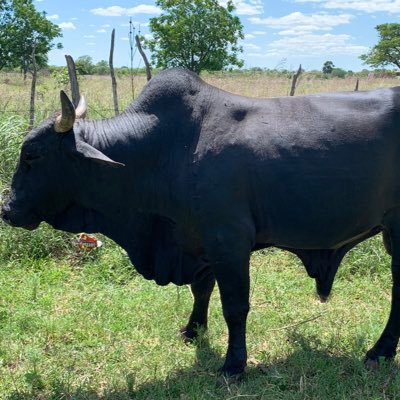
75;141;125;168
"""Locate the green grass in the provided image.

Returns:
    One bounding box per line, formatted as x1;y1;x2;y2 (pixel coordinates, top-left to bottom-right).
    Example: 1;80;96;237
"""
0;236;398;399
0;75;400;398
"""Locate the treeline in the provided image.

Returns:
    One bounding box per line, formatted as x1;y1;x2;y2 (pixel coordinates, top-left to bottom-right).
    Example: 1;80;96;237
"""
3;62;399;81
203;67;400;79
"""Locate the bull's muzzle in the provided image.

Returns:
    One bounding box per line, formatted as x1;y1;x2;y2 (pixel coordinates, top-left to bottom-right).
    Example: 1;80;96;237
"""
1;202;39;230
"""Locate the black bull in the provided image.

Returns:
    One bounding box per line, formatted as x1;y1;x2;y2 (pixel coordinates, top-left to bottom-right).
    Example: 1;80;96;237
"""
2;68;400;377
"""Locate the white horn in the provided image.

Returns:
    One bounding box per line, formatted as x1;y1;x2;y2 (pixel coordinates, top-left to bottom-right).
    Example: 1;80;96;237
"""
55;90;76;133
75;95;87;119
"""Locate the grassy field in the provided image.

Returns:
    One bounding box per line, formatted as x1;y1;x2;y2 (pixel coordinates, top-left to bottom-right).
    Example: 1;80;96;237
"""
0;71;400;399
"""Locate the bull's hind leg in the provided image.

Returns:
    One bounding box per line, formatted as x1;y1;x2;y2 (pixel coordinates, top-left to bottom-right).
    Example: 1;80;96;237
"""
365;212;400;366
180;271;216;342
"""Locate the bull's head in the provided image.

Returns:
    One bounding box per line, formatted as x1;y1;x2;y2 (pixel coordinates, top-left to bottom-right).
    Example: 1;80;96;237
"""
1;91;123;232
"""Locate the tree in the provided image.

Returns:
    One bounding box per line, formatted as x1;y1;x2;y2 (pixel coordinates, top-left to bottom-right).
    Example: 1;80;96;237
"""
331;68;347;78
147;0;244;74
94;60;110;75
0;0;62;74
322;61;334;74
360;23;400;69
75;55;95;75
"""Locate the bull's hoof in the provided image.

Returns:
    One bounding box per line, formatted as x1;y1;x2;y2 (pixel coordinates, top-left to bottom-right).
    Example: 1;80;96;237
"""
179;326;198;344
216;371;243;387
364;357;380;371
317;293;329;303
365;349;396;370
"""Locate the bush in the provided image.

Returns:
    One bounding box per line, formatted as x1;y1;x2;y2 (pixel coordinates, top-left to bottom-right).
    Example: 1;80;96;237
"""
51;67;70;88
331;68;347;78
0;115;26;188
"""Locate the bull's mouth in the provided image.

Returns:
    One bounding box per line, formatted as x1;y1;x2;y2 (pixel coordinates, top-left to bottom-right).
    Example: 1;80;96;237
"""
1;206;41;231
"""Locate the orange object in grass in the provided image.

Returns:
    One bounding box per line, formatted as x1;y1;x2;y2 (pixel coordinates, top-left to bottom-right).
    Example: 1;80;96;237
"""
78;233;102;250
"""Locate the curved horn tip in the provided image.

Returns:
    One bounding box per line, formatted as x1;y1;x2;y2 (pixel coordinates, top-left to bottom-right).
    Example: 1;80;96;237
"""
55;90;76;133
76;95;87;119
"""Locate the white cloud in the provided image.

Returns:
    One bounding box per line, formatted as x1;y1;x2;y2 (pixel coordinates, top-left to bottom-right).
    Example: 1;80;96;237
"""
219;0;263;15
243;43;262;50
87;42;96;46
58;22;76;30
91;5;161;16
245;33;256;38
84;35;96;38
249;12;353;32
252;30;267;35
71;17;78;21
47;14;59;20
120;37;129;41
294;0;400;13
265;33;368;57
102;24;111;28
97;29;107;33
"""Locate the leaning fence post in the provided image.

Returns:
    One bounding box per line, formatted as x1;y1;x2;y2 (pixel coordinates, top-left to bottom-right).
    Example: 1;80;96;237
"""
29;42;38;129
65;55;80;107
109;29;119;116
135;35;152;81
289;64;302;97
354;78;359;92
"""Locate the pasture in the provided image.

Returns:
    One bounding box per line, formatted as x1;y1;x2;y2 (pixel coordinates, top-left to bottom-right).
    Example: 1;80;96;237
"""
0;71;400;399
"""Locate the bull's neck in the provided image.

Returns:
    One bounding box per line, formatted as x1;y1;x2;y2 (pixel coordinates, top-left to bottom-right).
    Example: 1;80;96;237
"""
72;111;191;220
74;110;153;151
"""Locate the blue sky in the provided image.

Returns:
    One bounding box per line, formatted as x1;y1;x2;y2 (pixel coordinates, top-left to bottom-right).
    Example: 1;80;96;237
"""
35;0;400;71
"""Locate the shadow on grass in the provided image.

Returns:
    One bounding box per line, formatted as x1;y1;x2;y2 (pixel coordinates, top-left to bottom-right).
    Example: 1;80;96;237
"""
5;332;400;400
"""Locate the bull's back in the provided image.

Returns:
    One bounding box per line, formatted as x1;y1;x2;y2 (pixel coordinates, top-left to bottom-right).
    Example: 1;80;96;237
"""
196;86;400;249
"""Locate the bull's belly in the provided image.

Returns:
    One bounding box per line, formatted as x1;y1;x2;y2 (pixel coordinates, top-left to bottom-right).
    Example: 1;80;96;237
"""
255;225;381;250
254;203;386;249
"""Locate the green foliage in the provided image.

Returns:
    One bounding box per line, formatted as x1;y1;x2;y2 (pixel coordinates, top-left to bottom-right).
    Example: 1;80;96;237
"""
322;61;335;74
360;23;400;69
0;0;62;74
147;0;244;73
94;60;110;75
51;66;70;87
331;67;347;78
75;55;95;75
0;114;25;187
74;56;110;76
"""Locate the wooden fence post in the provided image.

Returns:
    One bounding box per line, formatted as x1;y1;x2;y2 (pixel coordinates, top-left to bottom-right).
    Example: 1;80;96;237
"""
109;28;119;116
354;78;359;92
289;64;302;97
65;55;80;107
29;42;38;129
135;35;152;81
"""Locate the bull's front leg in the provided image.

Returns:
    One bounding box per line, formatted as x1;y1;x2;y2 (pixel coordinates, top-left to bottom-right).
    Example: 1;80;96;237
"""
180;271;216;342
365;214;400;366
205;228;252;379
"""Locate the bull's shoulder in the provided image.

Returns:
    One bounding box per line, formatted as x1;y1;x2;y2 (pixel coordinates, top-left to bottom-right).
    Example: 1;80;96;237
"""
133;68;206;109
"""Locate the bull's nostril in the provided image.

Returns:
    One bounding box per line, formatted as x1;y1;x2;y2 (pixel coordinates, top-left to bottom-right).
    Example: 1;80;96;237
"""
1;207;11;223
